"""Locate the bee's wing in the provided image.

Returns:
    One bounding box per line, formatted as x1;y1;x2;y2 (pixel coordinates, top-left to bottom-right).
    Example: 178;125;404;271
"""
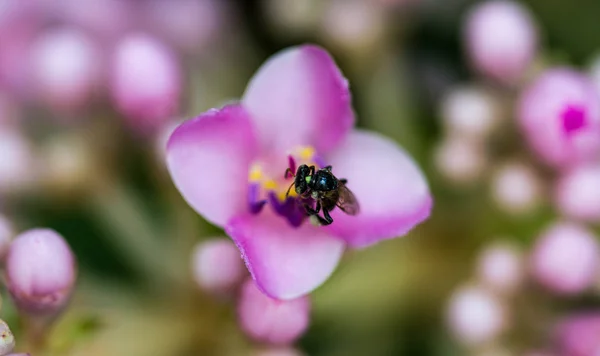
336;183;360;215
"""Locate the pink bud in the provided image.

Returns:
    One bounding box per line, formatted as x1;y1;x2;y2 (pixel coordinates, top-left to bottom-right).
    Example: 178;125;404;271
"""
191;239;245;294
6;229;77;315
517;68;600;168
0;319;15;355
464;0;538;84
555;164;600;222
57;0;135;42
447;285;507;346
0;127;36;193
142;0;223;53
556;313;600;356
477;241;524;294
440;86;500;139
110;33;181;133
30;28;100;113
238;280;310;345
491;162;542;214
321;0;385;50
434;136;486;184
530;222;599;294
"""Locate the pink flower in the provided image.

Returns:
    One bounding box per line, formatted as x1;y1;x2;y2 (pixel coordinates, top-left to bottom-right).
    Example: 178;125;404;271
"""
5;229;77;315
464;0;538;84
446;284;507;346
517;68;600;168
110;33;181;133
166;45;432;299
556;313;600;356
530;222;599;295
476;241;524;294
191;239;245;294
0;319;15;355
238;280;310;345
555;163;600;222
30;27;101;114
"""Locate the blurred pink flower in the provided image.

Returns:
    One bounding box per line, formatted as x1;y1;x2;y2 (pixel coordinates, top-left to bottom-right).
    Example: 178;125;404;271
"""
110;33;181;133
56;0;135;43
191;239;245;294
530;222;599;295
555;164;600;222
142;0;223;53
0;126;36;193
5;229;77;315
30;27;101;113
491;162;542;214
238;280;310;345
477;241;524;294
446;284;507;346
440;86;500;140
556;313;600;356
518;68;600;168
464;0;538;84
166;45;432;299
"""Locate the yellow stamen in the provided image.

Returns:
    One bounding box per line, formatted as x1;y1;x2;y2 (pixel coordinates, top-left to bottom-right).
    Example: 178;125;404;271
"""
299;146;316;160
249;164;263;182
263;179;278;190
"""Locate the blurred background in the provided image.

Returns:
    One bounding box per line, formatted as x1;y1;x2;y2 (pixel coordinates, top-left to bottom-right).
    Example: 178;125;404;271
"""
2;0;600;355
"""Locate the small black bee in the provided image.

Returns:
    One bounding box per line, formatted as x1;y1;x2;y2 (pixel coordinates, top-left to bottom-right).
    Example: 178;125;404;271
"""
285;164;359;226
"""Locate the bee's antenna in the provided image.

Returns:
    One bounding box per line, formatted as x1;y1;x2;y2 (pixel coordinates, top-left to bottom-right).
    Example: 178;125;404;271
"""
285;182;295;197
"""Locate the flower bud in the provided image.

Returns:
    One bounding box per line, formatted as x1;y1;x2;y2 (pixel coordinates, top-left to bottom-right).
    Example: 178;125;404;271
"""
142;0;223;53
191;239;245;294
110;33;181;133
555;164;600;222
30;27;100;114
434;136;486;184
530;222;599;294
0;319;15;355
491;162;542;214
0;127;36;194
556;313;600;356
6;229;77;315
238;280;310;345
477;241;524;294
321;0;385;51
446;284;507;346
440;86;500;140
517;68;600;168
464;0;538;84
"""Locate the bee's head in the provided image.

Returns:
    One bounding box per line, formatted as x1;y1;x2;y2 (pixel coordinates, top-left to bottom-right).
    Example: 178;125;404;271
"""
294;165;311;195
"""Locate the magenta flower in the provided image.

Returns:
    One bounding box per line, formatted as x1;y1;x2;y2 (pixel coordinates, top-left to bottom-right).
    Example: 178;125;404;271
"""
556;313;600;356
518;68;600;168
237;279;310;345
167;45;432;299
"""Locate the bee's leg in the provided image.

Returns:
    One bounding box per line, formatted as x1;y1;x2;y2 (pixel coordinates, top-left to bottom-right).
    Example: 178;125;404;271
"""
303;201;321;215
324;165;332;171
310;208;334;226
321;208;334;226
308;165;316;176
339;178;347;184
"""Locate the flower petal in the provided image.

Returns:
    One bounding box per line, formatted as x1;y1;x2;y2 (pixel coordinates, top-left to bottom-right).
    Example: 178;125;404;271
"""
325;130;432;248
226;211;345;300
242;45;354;154
166;104;258;227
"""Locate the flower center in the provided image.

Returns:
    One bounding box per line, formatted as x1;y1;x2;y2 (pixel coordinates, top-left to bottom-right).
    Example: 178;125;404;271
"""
561;105;588;136
247;146;324;227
